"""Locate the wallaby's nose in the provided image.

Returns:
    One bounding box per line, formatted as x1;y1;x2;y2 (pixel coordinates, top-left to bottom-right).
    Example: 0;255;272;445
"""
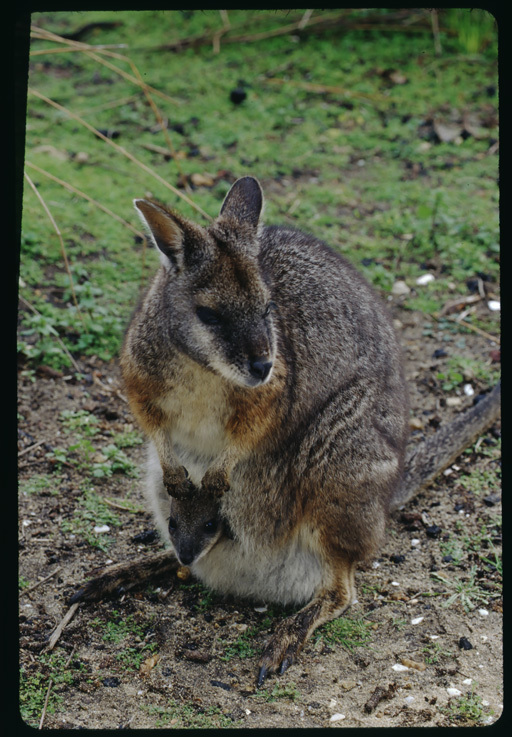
249;359;273;381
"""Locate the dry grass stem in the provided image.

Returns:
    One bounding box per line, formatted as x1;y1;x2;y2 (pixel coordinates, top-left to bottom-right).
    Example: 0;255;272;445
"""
264;77;389;103
23;171;84;326
25;161;144;238
28;88;212;221
20;568;62;597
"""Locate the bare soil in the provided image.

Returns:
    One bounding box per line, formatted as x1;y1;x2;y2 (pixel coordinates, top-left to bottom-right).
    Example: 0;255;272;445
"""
18;299;501;729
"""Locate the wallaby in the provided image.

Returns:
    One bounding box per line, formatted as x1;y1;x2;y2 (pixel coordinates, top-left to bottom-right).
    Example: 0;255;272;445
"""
71;177;500;686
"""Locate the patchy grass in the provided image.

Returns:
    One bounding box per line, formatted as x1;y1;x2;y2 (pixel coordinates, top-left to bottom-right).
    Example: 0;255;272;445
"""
20;9;499;374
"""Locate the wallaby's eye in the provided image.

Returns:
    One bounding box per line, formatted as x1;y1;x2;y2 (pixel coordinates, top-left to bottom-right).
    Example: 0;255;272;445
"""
204;519;218;533
196;306;222;326
168;517;177;531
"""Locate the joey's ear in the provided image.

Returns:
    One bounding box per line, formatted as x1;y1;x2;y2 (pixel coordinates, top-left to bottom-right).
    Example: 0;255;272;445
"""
219;176;264;229
134;199;185;271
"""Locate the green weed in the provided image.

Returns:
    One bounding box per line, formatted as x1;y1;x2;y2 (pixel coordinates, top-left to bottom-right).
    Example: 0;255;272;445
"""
61;489;121;551
431;566;492;612
315;615;374;651
441;689;490;725
142;701;240;729
258;682;301;703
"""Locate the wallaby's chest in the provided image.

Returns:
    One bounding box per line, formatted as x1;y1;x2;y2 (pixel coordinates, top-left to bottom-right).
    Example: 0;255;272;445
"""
157;364;230;463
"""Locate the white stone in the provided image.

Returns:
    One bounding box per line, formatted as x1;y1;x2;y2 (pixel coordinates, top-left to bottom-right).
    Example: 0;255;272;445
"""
411;616;424;625
411;539;420;546
416;273;435;285
392;664;409;672
330;713;346;722
391;280;411;296
447;688;462;697
94;525;110;534
487;300;500;311
478;608;489;617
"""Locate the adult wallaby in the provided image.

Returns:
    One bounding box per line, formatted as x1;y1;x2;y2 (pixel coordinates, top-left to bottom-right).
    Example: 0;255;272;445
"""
71;177;500;685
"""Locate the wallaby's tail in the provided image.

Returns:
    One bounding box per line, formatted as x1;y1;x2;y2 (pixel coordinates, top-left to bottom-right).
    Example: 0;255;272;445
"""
391;381;501;512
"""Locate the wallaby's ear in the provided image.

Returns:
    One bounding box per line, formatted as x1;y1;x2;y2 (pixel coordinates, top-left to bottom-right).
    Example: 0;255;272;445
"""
219;176;264;229
134;199;185;271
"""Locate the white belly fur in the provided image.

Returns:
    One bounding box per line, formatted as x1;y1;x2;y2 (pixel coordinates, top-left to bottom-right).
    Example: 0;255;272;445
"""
145;442;326;606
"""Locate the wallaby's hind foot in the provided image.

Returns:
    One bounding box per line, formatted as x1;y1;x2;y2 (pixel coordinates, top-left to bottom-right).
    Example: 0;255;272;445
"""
69;550;179;604
257;557;357;687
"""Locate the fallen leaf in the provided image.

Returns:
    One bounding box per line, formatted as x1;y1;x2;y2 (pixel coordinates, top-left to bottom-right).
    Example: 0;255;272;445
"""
139;652;160;676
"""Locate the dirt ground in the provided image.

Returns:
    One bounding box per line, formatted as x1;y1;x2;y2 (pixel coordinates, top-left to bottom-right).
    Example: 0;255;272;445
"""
18;297;501;729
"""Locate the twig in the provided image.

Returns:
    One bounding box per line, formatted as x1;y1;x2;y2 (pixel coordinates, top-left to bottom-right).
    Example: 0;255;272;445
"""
18;438;47;458
46;602;80;652
38;646;76;729
431;311;500;344
20;567;62;597
438;294;483;317
430;9;442;56
39;679;53;729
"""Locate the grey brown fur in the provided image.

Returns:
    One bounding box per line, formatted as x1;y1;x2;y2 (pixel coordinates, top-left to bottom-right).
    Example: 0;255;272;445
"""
71;177;500;685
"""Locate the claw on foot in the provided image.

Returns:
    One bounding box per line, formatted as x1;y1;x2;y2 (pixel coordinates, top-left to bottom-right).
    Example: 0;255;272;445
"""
257;665;269;688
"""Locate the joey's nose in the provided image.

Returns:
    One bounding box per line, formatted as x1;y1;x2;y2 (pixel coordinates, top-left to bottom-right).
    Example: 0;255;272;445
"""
178;549;195;566
249;359;273;381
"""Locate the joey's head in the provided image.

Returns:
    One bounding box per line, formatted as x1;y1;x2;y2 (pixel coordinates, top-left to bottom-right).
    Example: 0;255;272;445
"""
167;488;224;567
134;177;277;388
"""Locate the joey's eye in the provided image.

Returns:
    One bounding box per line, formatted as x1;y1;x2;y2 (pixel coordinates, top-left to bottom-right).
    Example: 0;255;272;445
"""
264;301;277;318
168;517;177;531
204;519;218;533
196;306;222;326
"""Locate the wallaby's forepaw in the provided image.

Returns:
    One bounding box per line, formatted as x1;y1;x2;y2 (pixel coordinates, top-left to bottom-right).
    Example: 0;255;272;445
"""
256;616;309;687
200;467;230;498
163;466;196;500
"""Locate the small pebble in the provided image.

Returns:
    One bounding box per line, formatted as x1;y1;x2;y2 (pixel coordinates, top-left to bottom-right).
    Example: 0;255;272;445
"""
411;616;424;625
487;300;500;311
458;637;473;650
94;525;110;534
391;280;411;296
478;608;489;617
391;581;400;587
446;688;462;697
411;539;420;547
328;699;337;708
330;713;346;722
392;664;409;672
416;273;435;285
446;397;462;407
463;679;472;685
404;696;415;704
